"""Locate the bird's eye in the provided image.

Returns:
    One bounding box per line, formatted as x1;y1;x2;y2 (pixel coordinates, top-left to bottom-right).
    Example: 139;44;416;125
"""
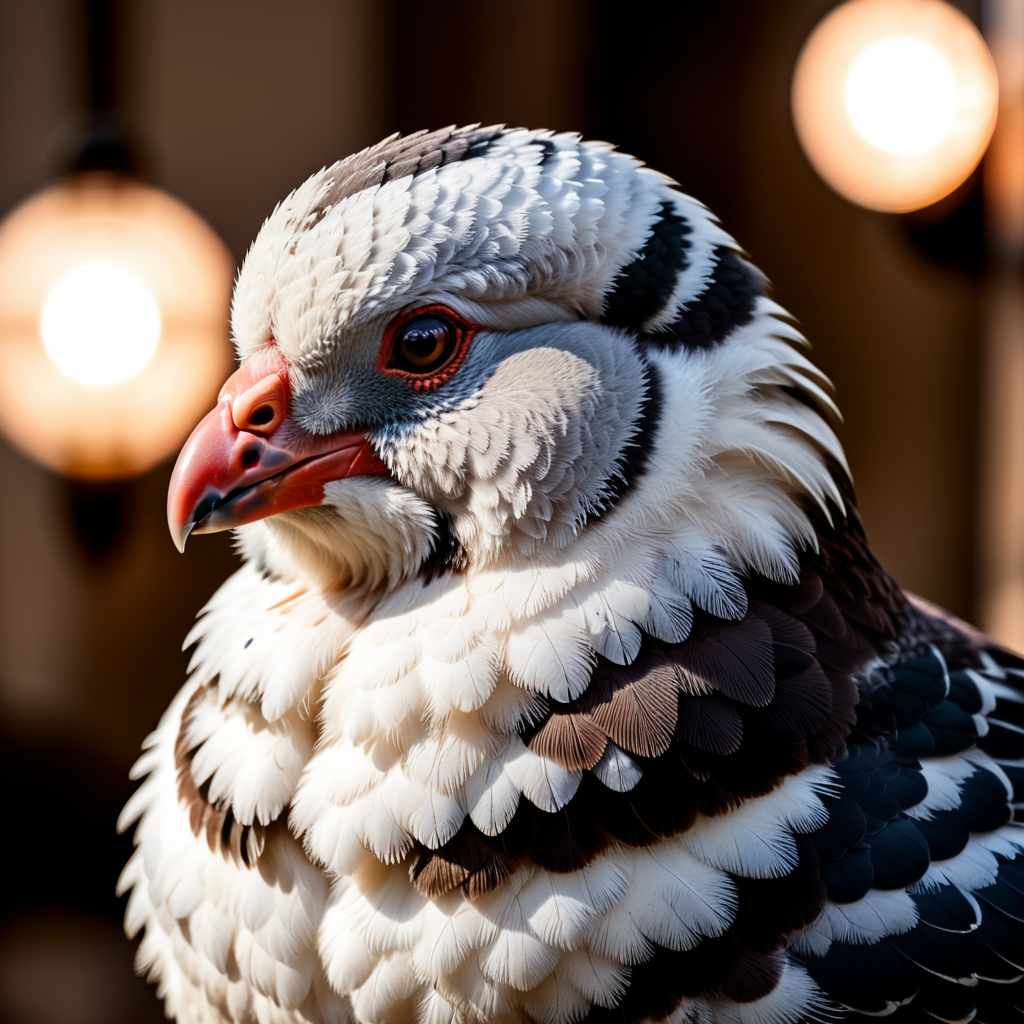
379;305;480;391
393;316;455;372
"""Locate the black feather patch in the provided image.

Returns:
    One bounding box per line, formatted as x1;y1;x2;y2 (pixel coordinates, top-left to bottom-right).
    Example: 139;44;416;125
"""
729;833;826;951
976;874;1024;924
884;760;928;810
809;742;934;903
601;201;691;329
818;842;875;903
979;719;1024;760
580;938;782;1024
644;246;762;350
535;137;557;166
911;884;982;933
947;668;985;713
912;816;971;860
797;939;925;1014
676;694;743;755
798;615;1024;1024
866;817;930;890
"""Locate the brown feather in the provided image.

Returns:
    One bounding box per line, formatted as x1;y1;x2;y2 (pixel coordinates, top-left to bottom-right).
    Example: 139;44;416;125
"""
762;658;833;738
463;850;519;899
411;828;521;900
584;646;679;758
529;712;608;770
799;589;848;639
751;599;816;652
410;853;470;899
773;565;825;615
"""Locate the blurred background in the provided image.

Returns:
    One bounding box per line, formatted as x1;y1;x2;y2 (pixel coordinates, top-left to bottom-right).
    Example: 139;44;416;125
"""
0;1;1017;1022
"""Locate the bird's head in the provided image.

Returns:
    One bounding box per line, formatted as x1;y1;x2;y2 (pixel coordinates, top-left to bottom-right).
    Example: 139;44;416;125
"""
168;126;842;594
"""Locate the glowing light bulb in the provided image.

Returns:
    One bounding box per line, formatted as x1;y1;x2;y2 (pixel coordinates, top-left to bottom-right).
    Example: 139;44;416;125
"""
41;265;161;387
792;0;999;212
845;36;956;154
0;174;234;478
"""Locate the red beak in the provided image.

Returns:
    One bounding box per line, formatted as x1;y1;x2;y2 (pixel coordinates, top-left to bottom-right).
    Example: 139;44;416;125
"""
167;348;390;551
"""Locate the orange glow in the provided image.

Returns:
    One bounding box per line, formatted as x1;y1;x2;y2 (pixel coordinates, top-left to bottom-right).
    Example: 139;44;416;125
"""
0;173;234;479
792;0;999;213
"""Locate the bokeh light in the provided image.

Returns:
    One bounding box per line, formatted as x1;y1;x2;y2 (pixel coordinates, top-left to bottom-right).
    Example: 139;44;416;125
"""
845;37;956;155
41;265;162;387
792;0;999;212
0;173;234;478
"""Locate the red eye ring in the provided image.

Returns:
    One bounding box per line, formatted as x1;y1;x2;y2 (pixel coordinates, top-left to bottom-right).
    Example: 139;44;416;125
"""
377;305;481;392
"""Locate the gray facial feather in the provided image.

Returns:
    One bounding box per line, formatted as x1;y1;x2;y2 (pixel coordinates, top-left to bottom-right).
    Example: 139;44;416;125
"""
382;321;649;555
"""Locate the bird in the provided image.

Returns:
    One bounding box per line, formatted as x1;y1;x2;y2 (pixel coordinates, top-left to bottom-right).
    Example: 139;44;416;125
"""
117;125;1024;1024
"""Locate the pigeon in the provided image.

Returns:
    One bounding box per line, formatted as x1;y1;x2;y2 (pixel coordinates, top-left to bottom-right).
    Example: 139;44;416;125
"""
118;126;1024;1024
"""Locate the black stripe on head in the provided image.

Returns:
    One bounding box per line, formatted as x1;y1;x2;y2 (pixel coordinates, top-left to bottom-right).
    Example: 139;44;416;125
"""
601;201;692;330
600;359;662;509
645;246;762;351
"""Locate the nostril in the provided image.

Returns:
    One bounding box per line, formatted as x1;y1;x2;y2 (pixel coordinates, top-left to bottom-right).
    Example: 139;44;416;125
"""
241;445;261;469
231;373;286;433
248;405;274;427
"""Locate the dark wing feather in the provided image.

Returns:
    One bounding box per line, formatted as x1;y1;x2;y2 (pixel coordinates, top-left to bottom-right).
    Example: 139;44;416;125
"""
795;615;1024;1024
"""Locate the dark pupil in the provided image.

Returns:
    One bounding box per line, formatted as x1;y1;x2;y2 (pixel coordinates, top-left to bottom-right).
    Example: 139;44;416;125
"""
399;317;451;368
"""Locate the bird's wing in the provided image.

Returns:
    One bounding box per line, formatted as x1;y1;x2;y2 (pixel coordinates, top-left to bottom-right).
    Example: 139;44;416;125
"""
790;615;1024;1024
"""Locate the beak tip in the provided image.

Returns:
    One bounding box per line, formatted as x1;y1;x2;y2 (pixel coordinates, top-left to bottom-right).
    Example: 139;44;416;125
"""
170;520;193;553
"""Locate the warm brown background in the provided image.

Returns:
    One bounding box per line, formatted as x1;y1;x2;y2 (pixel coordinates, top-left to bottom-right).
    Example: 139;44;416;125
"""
0;2;987;1022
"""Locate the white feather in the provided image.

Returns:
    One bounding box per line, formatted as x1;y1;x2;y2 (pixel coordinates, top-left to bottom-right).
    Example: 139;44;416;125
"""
522;856;631;950
424;641;501;713
503;736;583;813
590;845;736;953
555;949;630;1008
591;742;643;793
679;767;833;878
793;890;917;956
519;968;592;1024
708;962;824;1024
915;837;1002;891
464;738;523;836
505;607;597;702
667;544;748;621
906;755;978;819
